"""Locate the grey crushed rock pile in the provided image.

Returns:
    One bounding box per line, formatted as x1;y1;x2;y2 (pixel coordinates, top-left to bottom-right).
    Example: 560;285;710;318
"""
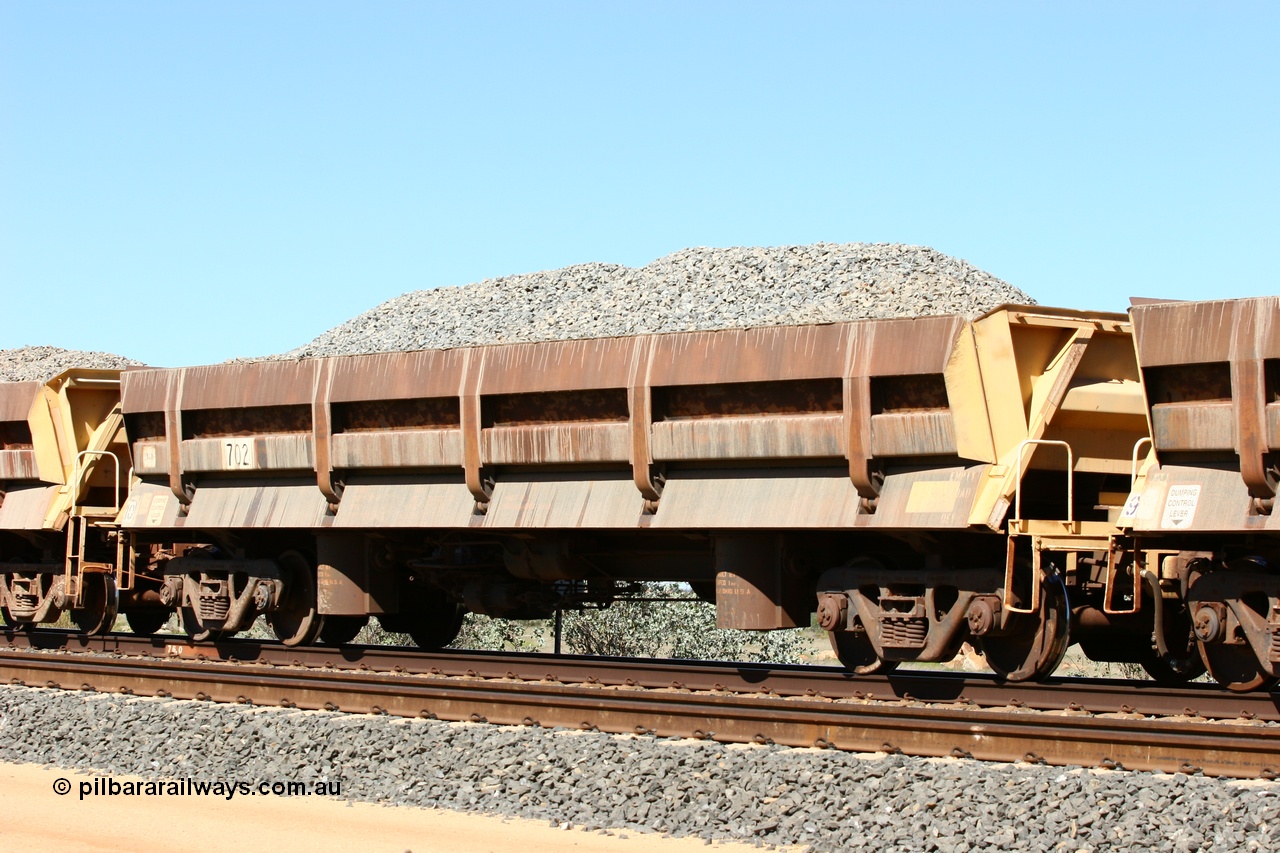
281;243;1032;358
0;346;141;383
0;245;1030;371
2;685;1274;852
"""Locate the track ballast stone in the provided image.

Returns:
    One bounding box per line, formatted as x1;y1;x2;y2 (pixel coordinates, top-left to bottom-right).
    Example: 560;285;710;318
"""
0;346;141;383
1;685;1275;852
281;243;1033;359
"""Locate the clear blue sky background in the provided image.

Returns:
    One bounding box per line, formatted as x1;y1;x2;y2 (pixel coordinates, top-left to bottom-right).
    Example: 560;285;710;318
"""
2;2;1276;367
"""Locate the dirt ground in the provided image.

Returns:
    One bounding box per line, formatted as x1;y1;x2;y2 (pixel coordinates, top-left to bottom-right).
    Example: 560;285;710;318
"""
0;762;763;853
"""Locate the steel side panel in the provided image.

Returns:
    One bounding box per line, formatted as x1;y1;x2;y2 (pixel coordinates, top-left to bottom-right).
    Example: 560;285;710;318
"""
130;440;170;476
475;337;638;394
484;423;631;465
332;477;476;529
1132;301;1236;367
0;449;39;481
181;435;315;472
647;325;851;386
869;411;957;457
118;481;184;529
176;362;319;409
1151;403;1235;452
1232;297;1280;359
944;324;996;464
0;381;41;423
119;369;170;415
0;484;56;530
848;314;963;376
652;472;863;529
482;476;646;528
1133;297;1280;366
651;415;843;460
1059;379;1146;416
1129;466;1278;533
329;350;469;403
331;430;463;469
653;467;984;530
870;466;987;529
969;313;1028;457
182;480;331;529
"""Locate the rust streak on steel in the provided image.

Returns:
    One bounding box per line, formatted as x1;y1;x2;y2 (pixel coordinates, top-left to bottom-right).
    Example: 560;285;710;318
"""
1;639;1277;779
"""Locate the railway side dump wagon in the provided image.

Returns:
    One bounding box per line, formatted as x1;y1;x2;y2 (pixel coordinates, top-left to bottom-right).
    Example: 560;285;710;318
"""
0;370;167;633
112;305;1149;681
1121;296;1280;690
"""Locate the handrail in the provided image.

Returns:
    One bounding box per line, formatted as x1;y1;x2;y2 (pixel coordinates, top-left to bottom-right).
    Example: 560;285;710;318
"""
73;450;121;512
1130;436;1153;488
1013;439;1074;526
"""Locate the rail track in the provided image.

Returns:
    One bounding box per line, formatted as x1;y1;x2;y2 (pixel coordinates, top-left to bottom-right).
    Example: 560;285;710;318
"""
3;629;1278;780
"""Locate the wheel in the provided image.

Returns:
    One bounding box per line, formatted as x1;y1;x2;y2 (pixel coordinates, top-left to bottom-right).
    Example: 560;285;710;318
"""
71;573;119;635
319;615;368;645
1199;642;1276;693
689;581;716;605
979;577;1069;682
267;551;323;647
830;630;898;675
1185;560;1272;691
124;609;171;636
402;592;466;650
407;602;465;650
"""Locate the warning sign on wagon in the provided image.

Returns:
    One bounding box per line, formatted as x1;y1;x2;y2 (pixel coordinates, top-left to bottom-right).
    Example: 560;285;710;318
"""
1161;485;1201;529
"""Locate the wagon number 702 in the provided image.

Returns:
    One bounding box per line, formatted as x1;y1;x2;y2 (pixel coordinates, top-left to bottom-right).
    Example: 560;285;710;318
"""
221;438;255;470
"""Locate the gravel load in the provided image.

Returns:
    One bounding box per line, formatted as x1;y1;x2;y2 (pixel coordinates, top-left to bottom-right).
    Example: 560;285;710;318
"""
2;685;1274;852
0;346;141;383
282;243;1033;359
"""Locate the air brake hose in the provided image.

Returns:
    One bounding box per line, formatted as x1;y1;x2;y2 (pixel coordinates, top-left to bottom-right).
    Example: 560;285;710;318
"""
1048;568;1070;633
1140;569;1170;660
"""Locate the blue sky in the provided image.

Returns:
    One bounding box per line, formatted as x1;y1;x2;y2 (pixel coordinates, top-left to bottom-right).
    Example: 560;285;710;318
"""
2;2;1276;367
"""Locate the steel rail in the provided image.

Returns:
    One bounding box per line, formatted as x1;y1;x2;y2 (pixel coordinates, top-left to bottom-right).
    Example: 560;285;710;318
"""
6;629;1279;722
1;640;1277;779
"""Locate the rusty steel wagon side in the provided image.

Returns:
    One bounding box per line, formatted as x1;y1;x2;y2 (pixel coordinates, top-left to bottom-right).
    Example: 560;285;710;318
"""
99;303;1151;682
1115;296;1280;690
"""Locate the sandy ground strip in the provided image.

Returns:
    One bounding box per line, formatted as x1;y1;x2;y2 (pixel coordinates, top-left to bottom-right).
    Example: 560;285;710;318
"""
0;762;764;853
